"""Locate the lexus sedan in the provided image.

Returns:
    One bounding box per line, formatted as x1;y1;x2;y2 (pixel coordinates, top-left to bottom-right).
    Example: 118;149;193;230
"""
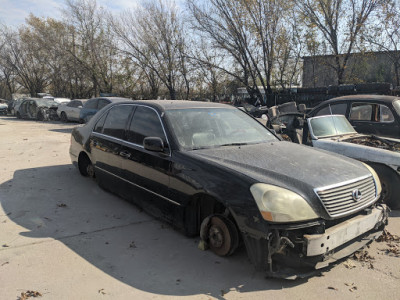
70;100;388;278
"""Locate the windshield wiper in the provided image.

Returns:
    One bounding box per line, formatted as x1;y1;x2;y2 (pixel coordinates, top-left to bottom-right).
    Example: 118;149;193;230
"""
220;142;249;147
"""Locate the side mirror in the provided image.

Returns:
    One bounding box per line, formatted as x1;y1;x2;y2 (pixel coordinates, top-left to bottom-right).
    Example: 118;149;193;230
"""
144;137;165;152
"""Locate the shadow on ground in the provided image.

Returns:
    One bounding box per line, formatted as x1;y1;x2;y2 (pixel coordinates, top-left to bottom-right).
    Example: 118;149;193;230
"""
0;165;306;298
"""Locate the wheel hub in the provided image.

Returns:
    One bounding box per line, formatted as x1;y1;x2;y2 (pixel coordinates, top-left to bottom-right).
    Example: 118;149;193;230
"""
209;225;224;248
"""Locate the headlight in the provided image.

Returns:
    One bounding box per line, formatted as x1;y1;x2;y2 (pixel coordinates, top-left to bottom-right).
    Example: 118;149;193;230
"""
250;183;318;223
362;163;382;197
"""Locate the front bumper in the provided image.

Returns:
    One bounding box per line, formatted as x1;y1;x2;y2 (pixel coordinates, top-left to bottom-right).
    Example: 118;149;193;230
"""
304;205;387;257
242;204;389;278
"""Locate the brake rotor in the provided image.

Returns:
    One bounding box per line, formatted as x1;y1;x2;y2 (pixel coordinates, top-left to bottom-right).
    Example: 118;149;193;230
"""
208;215;239;256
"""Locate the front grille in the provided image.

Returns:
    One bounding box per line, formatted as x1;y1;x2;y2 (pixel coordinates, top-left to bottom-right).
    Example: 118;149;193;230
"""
315;175;377;218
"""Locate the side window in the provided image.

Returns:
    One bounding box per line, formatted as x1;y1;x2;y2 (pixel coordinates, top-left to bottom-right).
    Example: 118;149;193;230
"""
85;99;97;109
67;101;75;107
102;105;134;139
93;112;108;133
98;99;110;109
127;106;165;145
379;105;394;122
316;103;347;116
350;103;374;121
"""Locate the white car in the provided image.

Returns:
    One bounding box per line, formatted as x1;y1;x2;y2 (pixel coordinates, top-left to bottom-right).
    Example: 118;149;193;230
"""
57;99;88;122
306;114;400;209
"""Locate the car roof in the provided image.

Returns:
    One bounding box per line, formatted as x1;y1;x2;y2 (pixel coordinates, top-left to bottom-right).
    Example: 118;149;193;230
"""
323;94;399;104
95;97;131;102
109;100;232;111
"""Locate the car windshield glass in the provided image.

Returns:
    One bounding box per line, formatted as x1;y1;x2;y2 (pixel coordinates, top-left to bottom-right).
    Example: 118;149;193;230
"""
165;107;277;150
310;115;357;138
36;99;57;107
393;99;400;116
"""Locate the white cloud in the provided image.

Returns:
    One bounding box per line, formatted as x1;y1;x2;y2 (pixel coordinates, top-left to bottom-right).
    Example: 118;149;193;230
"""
0;0;63;27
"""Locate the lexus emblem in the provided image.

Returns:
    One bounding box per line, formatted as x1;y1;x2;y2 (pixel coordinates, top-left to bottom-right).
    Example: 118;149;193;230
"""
352;189;362;201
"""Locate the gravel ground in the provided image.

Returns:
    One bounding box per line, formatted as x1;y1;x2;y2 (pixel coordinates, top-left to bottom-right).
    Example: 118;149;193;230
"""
0;115;399;300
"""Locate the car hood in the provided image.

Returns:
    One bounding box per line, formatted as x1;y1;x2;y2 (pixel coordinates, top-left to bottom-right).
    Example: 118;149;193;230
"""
313;134;400;167
186;141;370;194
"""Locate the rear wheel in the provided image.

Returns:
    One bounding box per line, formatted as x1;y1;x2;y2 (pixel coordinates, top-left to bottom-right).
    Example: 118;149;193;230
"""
78;153;95;178
60;112;68;122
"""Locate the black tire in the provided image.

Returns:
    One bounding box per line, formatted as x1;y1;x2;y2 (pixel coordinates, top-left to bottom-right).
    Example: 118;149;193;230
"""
60;112;68;122
78;153;95;178
16;112;21;119
367;163;400;210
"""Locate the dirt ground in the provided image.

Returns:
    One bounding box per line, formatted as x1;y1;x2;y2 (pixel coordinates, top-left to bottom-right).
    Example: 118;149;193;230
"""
0;115;399;300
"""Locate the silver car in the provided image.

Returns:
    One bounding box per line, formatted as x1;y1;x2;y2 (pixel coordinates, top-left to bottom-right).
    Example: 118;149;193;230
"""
57;99;88;122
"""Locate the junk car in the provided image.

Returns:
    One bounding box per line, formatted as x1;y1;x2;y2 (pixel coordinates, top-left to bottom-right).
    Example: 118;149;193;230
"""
70;100;388;278
17;98;59;121
308;95;400;140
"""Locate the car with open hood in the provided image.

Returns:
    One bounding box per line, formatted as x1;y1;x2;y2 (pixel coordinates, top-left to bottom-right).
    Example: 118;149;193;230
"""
308;95;400;140
70;100;388;278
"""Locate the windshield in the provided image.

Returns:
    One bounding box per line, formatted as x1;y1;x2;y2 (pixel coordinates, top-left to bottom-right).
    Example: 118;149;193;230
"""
165;107;277;150
394;99;400;116
309;115;357;138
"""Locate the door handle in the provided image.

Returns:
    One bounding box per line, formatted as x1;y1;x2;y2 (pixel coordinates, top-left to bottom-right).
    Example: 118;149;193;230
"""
119;150;131;159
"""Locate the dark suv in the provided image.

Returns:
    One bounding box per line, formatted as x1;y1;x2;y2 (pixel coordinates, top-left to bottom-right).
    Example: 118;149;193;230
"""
309;95;400;140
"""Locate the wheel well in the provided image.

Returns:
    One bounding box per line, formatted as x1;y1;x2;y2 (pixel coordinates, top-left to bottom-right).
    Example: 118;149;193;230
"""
185;194;233;237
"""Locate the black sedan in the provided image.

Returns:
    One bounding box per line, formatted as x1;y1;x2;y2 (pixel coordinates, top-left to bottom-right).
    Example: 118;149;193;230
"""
309;95;400;140
70;100;388;277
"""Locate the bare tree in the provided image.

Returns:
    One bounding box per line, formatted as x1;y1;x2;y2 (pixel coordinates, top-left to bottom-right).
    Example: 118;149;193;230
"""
64;0;118;96
187;0;295;106
298;0;382;85
110;0;189;100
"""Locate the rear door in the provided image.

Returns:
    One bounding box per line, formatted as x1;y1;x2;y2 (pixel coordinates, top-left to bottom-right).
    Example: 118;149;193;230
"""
89;104;134;193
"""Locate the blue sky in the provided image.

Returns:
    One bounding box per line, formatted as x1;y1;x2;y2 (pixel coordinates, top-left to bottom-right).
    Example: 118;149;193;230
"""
0;0;142;27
